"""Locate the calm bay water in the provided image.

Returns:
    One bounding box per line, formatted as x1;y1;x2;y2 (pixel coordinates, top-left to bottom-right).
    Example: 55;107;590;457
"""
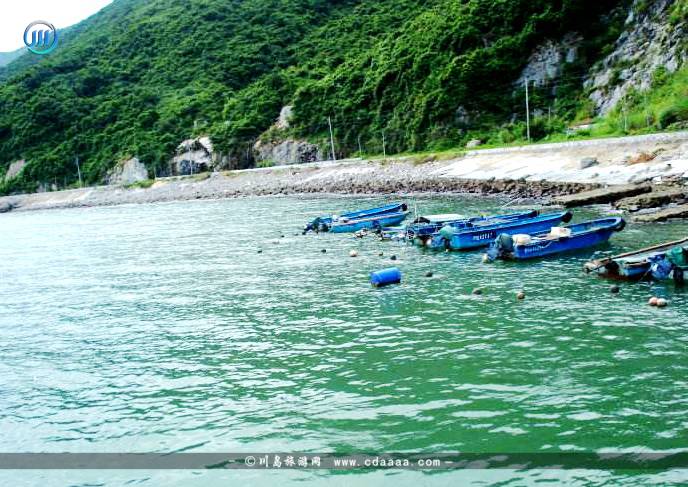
0;195;687;486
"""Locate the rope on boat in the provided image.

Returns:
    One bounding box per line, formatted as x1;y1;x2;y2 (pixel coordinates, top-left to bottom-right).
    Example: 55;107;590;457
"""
501;197;522;208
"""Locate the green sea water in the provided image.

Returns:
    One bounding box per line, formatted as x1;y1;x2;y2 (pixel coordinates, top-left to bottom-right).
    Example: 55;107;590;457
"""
0;195;687;486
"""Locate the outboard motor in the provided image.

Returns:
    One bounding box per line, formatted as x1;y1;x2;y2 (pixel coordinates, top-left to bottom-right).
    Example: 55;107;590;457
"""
650;255;673;281
485;233;514;261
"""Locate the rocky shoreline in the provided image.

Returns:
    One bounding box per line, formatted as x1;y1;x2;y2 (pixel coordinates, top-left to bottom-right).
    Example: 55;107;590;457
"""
0;158;597;214
2;131;688;220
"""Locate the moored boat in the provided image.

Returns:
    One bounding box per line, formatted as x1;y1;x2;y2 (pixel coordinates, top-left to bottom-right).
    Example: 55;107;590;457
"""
426;211;573;250
304;202;408;233
584;237;688;283
485;217;626;261
389;210;540;244
381;210;540;242
329;209;409;233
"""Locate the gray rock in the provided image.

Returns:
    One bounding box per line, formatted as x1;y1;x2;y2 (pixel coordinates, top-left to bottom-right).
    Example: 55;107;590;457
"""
515;33;582;88
253;139;324;165
106;157;149;185
580;157;599;169
585;0;685;115
4;159;26;182
276;105;293;130
466;139;483;149
171;137;214;175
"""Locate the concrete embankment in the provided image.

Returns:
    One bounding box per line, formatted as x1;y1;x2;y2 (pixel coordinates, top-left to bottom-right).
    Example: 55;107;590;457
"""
1;131;687;217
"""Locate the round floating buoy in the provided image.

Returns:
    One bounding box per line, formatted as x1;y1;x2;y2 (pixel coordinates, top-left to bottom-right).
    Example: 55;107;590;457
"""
280;234;285;238
656;298;668;308
349;250;358;258
425;271;434;278
648;297;658;306
370;267;402;287
257;249;263;254
472;288;483;296
482;254;489;263
378;251;384;257
321;249;327;253
517;291;526;300
390;255;397;261
610;285;620;294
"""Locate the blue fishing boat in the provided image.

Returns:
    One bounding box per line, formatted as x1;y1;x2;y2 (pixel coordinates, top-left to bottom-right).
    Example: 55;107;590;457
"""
304;203;408;233
383;210;540;243
485;217;626;261
584;237;688;283
329;209;409;233
426;211;573;250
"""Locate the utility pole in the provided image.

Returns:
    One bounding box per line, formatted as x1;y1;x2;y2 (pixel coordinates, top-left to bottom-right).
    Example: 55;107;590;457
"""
328;116;337;161
357;134;363;156
382;131;387;160
75;155;82;187
644;92;651;128
622;98;628;132
525;78;531;142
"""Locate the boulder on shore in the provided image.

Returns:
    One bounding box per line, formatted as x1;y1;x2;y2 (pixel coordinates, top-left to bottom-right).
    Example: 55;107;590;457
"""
466;139;483;149
106;157;149;185
634;204;688;223
554;184;652;208
615;188;687;211
579;157;599;169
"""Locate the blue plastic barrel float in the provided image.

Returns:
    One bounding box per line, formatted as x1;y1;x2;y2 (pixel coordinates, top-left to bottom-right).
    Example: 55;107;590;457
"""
370;267;402;287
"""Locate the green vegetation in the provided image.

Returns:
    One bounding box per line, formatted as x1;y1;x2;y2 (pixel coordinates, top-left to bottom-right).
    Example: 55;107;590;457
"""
0;0;682;196
124;179;155;189
587;66;688;136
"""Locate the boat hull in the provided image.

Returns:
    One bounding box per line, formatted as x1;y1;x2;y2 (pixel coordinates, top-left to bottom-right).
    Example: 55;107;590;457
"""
511;228;616;260
585;237;688;282
428;211;571;250
407;210;539;244
329;212;409;233
305;202;408;233
489;217;625;261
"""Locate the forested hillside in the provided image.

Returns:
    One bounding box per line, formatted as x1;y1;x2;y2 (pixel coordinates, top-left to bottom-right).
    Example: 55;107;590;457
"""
1;0;685;194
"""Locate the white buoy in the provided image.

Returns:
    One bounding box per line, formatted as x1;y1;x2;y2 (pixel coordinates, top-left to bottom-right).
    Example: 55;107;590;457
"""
648;297;658;306
349;250;358;258
656;298;668;308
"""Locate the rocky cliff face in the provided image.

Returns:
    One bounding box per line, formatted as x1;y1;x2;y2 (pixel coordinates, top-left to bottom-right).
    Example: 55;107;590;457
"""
585;0;687;114
171;137;216;175
3;160;26;182
253;138;324;165
516;33;583;88
252;106;325;166
106;157;149;185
